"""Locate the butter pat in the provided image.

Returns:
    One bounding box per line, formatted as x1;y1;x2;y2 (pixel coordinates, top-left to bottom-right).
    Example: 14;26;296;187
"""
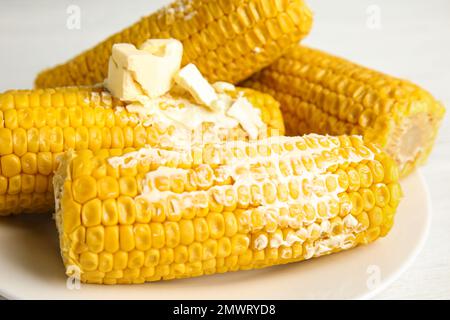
211;93;233;112
105;44;147;102
227;97;264;139
174;64;218;110
105;39;183;101
138;39;183;97
212;81;235;93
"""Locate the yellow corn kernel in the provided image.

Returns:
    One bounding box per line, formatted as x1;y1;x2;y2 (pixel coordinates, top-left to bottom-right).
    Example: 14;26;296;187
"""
167;195;183;221
4;109;18;129
113;251;128;271
79;252;99;272
98;252;114;273
37;152;52;175
150;201;167;223
193;217;209;242
357;164;373;188
133;224;152;251
360;188;376;212
135;197;152;223
179;219;195;245
12;128;27;156
368;160;385;183
207;212;225;239
368;207;384;227
217;237;232;258
69;226;87;254
262;181;277;204
349;192;364;216
119;225;136;252
0;128;13;155
75;127;89;150
382;157;399;184
82;199;102;227
372;183;391;207
164;222;180;248
160;248;174;265
119;176;138;197
101;198;119;226
169;174;186;193
357;212;370;231
150;222;165;249
203;239;218;260
117;196;136;225
104;226;119;253
174;246;188;264
388;183;403;207
141;267;155;279
20;153;37;174
144;249;160;267
128;250;145;269
1;154;21;177
86;226;105;253
97;176;119;200
73;175;97;204
347;168;360;192
154;175;170;192
188;242;203;263
8;175;21;195
231;234;250;256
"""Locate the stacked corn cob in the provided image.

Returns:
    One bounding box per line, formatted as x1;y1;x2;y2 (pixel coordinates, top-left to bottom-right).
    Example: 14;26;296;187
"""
35;0;313;88
0;87;284;215
54;135;401;284
243;45;446;176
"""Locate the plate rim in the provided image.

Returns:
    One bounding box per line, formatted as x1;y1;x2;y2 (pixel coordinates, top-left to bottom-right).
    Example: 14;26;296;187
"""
0;170;432;300
357;170;431;300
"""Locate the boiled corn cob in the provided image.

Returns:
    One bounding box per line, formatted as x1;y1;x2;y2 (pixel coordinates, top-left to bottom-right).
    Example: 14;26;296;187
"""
0;86;284;216
35;0;313;88
54;134;401;284
242;45;446;176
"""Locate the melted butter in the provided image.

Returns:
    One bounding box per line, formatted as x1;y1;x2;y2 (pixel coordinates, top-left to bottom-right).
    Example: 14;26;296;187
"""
107;135;373;254
254;234;269;250
121;92;264;146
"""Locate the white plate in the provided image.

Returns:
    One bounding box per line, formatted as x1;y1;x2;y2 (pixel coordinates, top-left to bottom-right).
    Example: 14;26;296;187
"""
0;170;430;300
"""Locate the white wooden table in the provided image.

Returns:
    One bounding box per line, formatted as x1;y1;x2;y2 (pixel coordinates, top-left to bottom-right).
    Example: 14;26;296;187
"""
0;0;448;299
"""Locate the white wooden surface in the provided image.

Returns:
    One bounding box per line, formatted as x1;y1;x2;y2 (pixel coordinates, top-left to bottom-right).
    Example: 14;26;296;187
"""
0;0;448;299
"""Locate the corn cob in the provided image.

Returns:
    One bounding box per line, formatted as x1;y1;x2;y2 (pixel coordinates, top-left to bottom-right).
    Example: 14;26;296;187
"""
0;86;284;216
242;45;446;176
54;134;401;284
35;0;313;88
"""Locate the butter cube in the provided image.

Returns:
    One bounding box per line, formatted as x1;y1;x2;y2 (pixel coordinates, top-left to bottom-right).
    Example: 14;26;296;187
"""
174;64;218;110
212;81;236;93
105;39;183;101
105;45;144;102
227;97;264;140
138;38;183;96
